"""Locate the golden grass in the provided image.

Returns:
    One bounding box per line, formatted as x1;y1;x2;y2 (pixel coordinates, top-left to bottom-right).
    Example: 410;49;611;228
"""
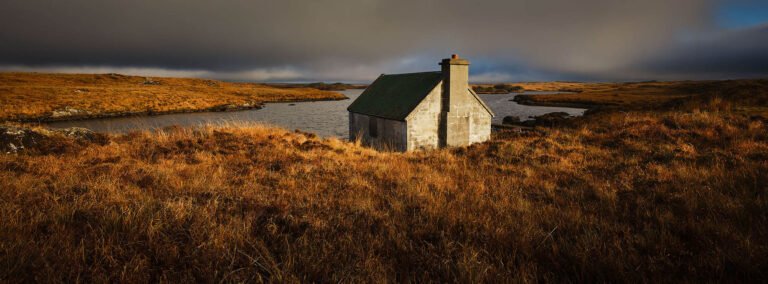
1;77;767;281
509;79;768;112
1;105;767;281
0;72;346;121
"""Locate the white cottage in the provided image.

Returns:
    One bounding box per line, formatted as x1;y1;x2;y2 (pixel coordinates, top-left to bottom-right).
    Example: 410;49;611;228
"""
347;55;494;151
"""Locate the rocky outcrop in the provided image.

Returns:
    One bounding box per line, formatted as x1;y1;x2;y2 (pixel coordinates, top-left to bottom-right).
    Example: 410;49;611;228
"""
55;127;101;141
1;126;45;154
1;125;107;154
143;77;161;85
51;107;90;119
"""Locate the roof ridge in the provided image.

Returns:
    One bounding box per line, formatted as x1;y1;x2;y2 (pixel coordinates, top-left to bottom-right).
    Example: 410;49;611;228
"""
381;71;441;76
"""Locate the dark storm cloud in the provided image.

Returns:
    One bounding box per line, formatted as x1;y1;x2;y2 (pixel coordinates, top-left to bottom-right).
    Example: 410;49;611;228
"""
634;24;768;79
2;0;761;81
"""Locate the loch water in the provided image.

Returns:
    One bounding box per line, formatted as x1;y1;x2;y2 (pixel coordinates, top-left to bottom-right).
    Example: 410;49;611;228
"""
47;89;587;138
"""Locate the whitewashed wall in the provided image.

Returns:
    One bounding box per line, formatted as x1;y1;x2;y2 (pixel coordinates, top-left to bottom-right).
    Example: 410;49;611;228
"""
467;92;492;144
405;83;442;151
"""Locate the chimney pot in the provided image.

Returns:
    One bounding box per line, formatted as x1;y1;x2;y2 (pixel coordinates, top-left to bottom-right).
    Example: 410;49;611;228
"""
451;54;459;59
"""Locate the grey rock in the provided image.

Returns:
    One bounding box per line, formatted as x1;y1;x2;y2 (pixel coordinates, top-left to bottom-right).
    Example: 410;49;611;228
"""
51;107;89;118
1;126;44;154
1;125;105;153
53;127;96;140
143;77;161;85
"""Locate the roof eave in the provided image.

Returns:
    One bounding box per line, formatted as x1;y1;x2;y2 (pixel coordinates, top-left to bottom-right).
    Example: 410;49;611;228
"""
468;88;496;117
348;111;406;122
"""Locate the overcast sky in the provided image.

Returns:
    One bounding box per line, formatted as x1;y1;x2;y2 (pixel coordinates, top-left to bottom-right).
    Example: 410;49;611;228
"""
1;0;766;83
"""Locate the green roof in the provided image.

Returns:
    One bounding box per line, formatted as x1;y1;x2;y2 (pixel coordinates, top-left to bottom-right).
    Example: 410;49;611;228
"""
347;72;443;121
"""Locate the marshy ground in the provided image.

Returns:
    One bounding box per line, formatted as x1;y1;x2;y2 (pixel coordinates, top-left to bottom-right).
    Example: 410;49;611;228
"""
1;76;767;282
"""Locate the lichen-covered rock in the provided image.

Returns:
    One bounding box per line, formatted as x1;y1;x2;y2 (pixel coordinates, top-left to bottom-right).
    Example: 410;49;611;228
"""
143;77;161;85
1;126;45;154
53;127;97;140
241;101;257;108
51;107;90;118
1;125;108;154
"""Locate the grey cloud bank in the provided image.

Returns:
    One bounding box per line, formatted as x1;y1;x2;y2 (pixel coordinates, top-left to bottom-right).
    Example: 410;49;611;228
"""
0;0;765;82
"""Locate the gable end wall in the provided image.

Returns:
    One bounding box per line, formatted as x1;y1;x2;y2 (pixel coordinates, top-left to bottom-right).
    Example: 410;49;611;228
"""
405;83;442;151
468;95;492;144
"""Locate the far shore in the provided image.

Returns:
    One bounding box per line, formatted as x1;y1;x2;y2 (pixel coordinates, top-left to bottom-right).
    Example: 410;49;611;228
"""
511;95;597;109
0;72;347;123
13;96;349;123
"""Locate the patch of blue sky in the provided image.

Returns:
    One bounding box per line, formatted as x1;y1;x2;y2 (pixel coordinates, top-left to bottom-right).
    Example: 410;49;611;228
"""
717;1;768;29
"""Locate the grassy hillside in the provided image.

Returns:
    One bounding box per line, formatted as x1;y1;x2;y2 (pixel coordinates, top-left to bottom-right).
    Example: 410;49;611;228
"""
511;79;768;113
0;72;346;122
2;97;767;281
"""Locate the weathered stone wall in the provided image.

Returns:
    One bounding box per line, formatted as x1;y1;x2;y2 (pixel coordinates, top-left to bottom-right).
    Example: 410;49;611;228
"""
349;112;407;151
405;84;442;151
403;83;491;151
467;91;492;144
441;89;492;147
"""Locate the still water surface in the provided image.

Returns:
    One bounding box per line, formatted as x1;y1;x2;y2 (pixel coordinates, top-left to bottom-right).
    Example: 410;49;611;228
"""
47;90;587;138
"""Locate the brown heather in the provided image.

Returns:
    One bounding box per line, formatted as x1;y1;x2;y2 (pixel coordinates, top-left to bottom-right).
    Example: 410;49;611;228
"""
512;79;768;112
1;79;767;282
0;72;345;121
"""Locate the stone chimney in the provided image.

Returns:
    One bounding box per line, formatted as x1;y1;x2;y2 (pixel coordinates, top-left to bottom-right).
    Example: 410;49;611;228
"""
439;54;470;112
438;54;471;147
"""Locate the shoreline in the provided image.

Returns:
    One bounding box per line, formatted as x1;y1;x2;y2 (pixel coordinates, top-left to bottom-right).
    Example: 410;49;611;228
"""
8;96;349;123
511;95;597;109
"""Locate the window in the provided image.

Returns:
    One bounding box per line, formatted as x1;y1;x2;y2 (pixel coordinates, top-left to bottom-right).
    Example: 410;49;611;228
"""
369;117;378;138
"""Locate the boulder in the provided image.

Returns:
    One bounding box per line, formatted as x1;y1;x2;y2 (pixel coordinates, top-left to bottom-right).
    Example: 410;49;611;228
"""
53;127;97;141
